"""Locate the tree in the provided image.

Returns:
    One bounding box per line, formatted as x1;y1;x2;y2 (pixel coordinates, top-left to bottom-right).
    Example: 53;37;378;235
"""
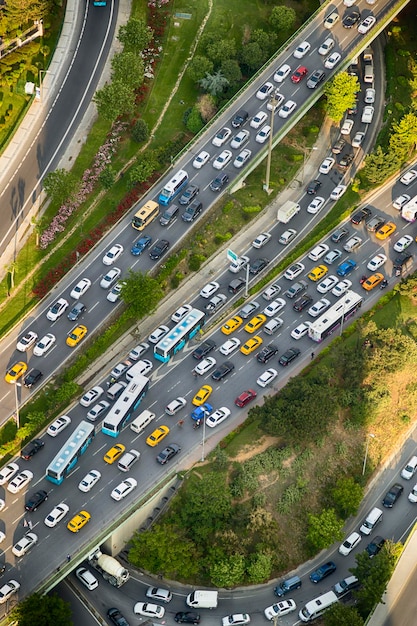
206;39;236;65
199;71;229;96
94;81;136;122
187;55;214;83
118;18;153;52
129;152;159;187
269;6;296;31
220;59;242;88
246;550;274;583
111;51;144;90
239;42;264;71
196;94;217;122
185;106;204;133
210;553;245;587
131;118;149;143
99;166;116;190
331;477;364;518
306;508;344;553
389;112;417;158
120;270;163;317
11;593;72;626
324;72;360;122
250;29;275;60
43;169;77;205
363;146;400;184
323;603;364;626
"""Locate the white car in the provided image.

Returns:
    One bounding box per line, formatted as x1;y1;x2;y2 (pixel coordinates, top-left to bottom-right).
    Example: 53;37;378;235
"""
233;148;252;168
47;415;71;437
148;325;170;344
212;127;231;147
330;184;347;200
146;587;172;603
308;243;329;261
319;158;335;174
0;529;5;541
0;462;19;485
70;278;91;300
367;254;387;271
44;502;70;528
308;298;331;317
129;342;150;361
219;337;241;355
324;52;341;70
100;267;121;289
293;41;311;59
12;532;38;557
213;149;232;170
339;531;362;556
78;469;101;492
255;125;271;143
171;305;192;323
193;357;216;376
46;298;69;322
165;397;187;416
408;483;417;503
80;385;104;407
401;455;417;479
134;602;165;618
16;331;38;352
332;279;352;297
340;119;354;135
324;11;339;28
362;105;375;124
343;235;362;252
256;368;278;387
103;243;123;265
317;275;339;294
307;196;325;215
7;470;33;494
284;263;305;280
252;232;271;249
111;360;133;379
33;332;56;356
352;131;365;148
273;63;291;82
400;169;417;185
200;281;220;298
222;615;251;626
318;37;334;56
206;407;231;428
87;400;110;421
263;298;286;317
364;88;376;104
193;150;210;169
291;322;311;340
0;580;20;604
76;567;99;591
250;112;268;130
262;283;281;300
264;600;296;620
229;255;250;273
231;130;250;150
393;194;411;210
266;92;285;111
279;100;296;118
111;477;137;501
107;282;123;303
394;235;413;253
324;249;342;264
358;15;376;34
256;82;274;100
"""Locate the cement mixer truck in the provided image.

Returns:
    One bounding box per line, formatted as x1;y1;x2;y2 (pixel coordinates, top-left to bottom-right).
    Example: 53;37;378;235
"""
88;548;129;587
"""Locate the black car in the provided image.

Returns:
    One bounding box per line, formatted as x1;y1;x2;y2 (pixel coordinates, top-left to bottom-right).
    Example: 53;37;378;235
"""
257;344;279;363
350;206;372;225
210;174;229;192
306;179;322;195
279;347;301;366
175;612;201;625
382;483;404;508
331;227;349;243
293;294;313;312
338;152;354;169
179;184;199;206
211;361;235;381
249;257;270;275
331;137;346;155
25;489;48;512
149;239;169;260
156;443;181;465
366;536;386;557
231;109;248;128
228;278;246;294
192;339;216;360
23;369;43;388
20;438;44;460
107;608;130;626
181;200;203;222
343;10;361;28
309;560;337;583
67;301;86;321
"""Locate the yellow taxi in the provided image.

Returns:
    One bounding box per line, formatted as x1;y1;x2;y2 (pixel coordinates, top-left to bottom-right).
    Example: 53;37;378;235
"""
146;425;170;447
221;316;243;335
66;324;88;347
4;361;28;384
244;314;267;333
103;443;126;464
67;510;91;533
192;384;213;407
362;273;385;291
240;336;263;355
308;264;328;282
375;221;396;240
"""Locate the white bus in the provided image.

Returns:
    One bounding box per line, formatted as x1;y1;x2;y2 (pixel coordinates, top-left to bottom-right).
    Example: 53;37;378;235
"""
308;290;363;342
299;590;338;622
154;308;205;362
158;169;188;205
46;421;95;484
102;375;149;437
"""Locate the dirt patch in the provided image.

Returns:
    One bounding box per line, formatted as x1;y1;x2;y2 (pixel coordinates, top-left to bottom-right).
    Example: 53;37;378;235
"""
230;435;281;463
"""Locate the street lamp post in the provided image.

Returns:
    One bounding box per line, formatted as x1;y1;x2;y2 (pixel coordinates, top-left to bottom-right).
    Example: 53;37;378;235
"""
201;415;206;462
301;145;318;183
38;69;49;103
263;93;279;194
13;382;21;430
362;433;375;475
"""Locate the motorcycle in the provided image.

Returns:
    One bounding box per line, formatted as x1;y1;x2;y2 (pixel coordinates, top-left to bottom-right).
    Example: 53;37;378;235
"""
0;565;6;576
380;279;389;289
193;419;201;430
359;275;367;285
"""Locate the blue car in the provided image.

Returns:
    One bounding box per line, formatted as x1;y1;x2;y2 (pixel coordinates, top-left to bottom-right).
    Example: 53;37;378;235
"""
310;561;337;583
336;259;357;277
131;235;152;256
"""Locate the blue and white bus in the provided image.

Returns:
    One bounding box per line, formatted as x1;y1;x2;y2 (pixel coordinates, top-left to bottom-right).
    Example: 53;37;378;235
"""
102;375;149;437
46;420;95;485
154;308;205;362
158;169;188;205
308;290;363;342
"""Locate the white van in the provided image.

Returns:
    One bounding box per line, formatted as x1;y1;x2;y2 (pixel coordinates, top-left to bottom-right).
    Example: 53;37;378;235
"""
126;360;153;382
299;591;338;622
118;449;140;472
130;409;156;434
359;507;383;535
186;590;218;609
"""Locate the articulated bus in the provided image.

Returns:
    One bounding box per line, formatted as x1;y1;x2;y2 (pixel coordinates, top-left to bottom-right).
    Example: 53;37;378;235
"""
102;375;150;437
154;308;205;362
158;170;188;206
132;200;159;231
46;420;95;485
308;290;363;342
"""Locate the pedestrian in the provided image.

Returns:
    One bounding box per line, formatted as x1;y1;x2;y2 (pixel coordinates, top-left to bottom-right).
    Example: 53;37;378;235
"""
311;352;315;360
67;554;71;563
56;566;60;572
23;519;28;528
28;520;33;530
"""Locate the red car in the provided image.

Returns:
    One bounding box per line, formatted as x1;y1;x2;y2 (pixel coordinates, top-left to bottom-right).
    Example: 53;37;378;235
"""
291;66;308;83
235;389;257;408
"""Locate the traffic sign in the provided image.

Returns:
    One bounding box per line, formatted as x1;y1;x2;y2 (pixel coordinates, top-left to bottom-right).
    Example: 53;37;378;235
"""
227;249;238;263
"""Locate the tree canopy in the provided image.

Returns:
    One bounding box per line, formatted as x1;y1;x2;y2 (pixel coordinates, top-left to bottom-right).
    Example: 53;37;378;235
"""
120;270;163;317
11;593;72;626
117;17;153;52
324;72;360;122
306;508;344;553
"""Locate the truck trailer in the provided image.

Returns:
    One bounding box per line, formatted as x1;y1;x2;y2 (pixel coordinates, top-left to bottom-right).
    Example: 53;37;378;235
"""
277;200;300;223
